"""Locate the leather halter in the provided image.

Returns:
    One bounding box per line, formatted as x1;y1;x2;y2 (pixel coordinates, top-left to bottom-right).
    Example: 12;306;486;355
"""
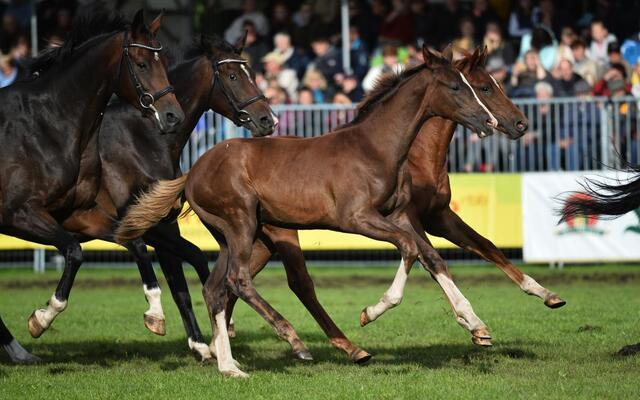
208;58;267;125
120;31;174;112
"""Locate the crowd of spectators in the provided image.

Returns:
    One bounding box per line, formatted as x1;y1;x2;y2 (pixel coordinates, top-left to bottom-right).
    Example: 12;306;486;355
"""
4;1;640;102
194;0;640;107
1;0;75;87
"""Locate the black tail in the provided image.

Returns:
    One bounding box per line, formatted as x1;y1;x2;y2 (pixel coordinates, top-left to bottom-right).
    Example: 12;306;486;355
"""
560;163;640;222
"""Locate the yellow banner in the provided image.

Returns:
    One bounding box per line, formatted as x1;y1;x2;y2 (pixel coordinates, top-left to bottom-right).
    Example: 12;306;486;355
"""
0;174;522;250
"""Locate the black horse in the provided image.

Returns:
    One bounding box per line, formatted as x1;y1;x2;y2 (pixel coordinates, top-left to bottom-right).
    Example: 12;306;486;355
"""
0;9;183;363
26;35;275;360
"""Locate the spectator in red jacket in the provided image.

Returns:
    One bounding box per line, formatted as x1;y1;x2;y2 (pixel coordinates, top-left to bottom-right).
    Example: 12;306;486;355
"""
592;63;631;97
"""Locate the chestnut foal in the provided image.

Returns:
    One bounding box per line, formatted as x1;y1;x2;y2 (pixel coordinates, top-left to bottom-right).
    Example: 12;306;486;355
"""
222;47;565;360
116;48;498;377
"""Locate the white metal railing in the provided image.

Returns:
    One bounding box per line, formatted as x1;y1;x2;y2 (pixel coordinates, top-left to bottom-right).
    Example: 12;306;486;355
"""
181;97;640;173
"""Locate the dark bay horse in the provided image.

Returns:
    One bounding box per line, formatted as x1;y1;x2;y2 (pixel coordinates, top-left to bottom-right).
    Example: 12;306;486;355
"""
221;48;564;361
43;35;274;360
0;9;182;364
115;48;499;377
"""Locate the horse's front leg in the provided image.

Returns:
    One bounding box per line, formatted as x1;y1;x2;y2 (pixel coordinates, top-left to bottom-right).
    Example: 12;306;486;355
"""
393;211;492;346
426;207;565;308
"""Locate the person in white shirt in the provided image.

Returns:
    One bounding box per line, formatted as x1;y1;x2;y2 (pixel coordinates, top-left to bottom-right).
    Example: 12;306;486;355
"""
589;20;617;67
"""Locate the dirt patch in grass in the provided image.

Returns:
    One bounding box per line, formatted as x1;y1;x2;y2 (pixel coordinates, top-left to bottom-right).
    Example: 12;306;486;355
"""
577;325;603;333
616;343;640;356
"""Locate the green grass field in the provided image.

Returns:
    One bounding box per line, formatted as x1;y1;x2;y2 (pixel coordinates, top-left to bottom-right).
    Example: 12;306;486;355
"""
0;264;639;399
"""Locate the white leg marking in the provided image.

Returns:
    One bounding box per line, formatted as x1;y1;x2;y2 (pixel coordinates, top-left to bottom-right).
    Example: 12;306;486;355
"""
520;274;550;299
34;293;67;330
188;337;213;361
365;258;410;322
459;72;498;127
4;339;41;364
143;285;165;319
213;311;247;377
434;273;485;332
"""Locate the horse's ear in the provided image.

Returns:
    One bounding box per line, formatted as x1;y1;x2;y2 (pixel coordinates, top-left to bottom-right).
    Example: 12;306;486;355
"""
442;44;453;62
459;47;480;73
477;45;489;67
422;45;440;69
234;31;248;54
148;10;164;36
132;9;145;33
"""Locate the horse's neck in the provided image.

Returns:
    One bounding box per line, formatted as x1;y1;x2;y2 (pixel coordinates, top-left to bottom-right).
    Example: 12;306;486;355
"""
168;57;212;160
409;118;457;175
45;34;121;151
357;74;431;166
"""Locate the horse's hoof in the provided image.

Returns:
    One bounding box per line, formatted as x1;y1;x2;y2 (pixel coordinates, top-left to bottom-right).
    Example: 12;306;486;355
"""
221;367;249;378
27;311;46;339
544;294;566;309
294;349;314;361
228;323;236;339
350;348;372;364
144;314;166;336
472;327;492;347
360;308;371;327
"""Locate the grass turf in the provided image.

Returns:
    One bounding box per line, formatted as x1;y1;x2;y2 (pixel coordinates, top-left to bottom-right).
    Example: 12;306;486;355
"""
0;264;639;399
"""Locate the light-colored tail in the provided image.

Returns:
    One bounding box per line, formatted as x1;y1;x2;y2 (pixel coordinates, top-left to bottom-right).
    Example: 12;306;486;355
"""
115;175;188;243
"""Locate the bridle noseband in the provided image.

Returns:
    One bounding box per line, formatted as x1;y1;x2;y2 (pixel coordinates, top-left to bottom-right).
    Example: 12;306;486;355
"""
120;31;174;114
209;58;267;125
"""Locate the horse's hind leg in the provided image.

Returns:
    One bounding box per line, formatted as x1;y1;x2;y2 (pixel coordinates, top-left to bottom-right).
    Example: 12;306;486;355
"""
1;314;40;364
427;207;565;308
263;225;371;363
225;228;314;361
124;239;166;336
154;247;211;361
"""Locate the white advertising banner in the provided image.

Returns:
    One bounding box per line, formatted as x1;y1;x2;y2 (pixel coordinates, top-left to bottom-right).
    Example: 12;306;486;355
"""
522;171;640;263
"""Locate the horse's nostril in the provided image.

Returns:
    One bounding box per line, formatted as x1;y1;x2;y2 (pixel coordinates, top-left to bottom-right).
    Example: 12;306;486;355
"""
515;120;527;132
260;116;273;128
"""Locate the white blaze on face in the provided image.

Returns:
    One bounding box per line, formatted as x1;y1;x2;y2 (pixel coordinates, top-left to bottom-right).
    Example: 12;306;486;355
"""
459;72;498;128
239;64;254;85
154;52;159;62
489;74;506;96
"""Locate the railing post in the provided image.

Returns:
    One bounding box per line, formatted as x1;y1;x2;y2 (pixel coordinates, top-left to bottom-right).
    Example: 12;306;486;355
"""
599;100;611;169
33;248;45;273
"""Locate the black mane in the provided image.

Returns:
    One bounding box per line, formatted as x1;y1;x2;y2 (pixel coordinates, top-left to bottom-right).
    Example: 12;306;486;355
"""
346;64;427;127
23;9;128;76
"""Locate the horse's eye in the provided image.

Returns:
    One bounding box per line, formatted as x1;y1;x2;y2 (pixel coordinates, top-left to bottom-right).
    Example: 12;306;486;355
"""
137;62;147;70
482;86;490;92
230;73;238;81
451;84;460;91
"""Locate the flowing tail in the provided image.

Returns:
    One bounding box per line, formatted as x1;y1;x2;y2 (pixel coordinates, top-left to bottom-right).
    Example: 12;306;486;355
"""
115;175;188;243
560;165;640;222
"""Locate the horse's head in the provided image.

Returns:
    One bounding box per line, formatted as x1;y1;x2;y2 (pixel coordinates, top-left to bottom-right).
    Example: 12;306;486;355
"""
455;46;527;140
201;33;277;137
421;46;496;137
117;9;184;134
